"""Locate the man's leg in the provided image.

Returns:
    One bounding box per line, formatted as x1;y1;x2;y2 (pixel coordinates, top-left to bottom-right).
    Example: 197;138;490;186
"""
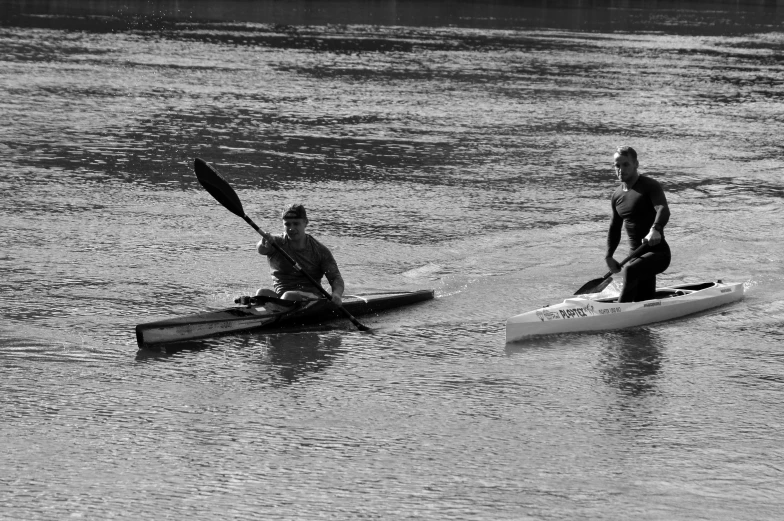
618;258;643;303
618;248;671;303
636;276;657;301
254;288;289;312
280;290;320;301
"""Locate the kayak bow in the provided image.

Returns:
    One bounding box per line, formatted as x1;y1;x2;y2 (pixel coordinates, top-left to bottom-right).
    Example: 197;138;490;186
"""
136;289;434;348
506;281;744;343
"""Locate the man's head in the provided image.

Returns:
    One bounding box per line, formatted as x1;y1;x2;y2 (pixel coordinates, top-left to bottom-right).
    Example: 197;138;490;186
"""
281;204;308;240
615;146;637;162
613;146;639;185
282;203;308;222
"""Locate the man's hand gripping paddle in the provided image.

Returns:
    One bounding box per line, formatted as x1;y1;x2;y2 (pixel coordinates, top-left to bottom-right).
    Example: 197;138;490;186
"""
574;243;648;295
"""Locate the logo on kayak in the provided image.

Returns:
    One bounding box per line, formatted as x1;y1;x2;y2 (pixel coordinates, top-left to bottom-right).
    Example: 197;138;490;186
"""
536;308;562;321
720;288;731;293
643;301;661;307
537;306;598;321
559;308;589;319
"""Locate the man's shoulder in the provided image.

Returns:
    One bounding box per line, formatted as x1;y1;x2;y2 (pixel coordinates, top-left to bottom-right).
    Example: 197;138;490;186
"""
638;175;663;190
306;234;334;254
269;234;287;246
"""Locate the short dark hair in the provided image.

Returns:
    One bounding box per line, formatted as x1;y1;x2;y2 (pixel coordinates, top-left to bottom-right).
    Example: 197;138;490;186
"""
281;204;307;221
615;146;638;161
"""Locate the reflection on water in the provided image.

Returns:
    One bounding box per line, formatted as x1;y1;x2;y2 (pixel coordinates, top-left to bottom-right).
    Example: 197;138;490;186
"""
503;332;581;355
505;328;664;400
135;331;345;384
262;332;343;384
597;328;664;397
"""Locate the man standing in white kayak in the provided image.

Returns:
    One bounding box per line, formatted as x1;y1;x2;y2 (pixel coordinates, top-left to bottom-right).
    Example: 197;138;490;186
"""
256;204;345;305
605;146;671;302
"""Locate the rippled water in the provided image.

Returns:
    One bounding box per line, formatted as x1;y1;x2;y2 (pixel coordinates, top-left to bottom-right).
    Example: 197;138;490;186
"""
1;4;783;520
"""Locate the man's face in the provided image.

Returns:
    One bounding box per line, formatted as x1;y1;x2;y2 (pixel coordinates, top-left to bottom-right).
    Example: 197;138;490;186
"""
283;218;307;239
613;153;638;184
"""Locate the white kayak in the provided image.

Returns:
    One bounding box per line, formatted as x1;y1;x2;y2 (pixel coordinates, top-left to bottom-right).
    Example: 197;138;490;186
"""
506;280;744;343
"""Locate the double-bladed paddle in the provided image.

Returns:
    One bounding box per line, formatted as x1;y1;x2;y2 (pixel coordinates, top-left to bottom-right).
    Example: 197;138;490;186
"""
573;243;648;295
193;157;371;332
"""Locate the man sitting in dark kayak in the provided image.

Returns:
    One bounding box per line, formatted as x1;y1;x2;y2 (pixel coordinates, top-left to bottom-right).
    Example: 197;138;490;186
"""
256;203;345;306
605;146;671;302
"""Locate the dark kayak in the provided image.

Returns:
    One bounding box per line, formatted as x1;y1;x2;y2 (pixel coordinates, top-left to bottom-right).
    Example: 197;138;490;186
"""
136;289;434;348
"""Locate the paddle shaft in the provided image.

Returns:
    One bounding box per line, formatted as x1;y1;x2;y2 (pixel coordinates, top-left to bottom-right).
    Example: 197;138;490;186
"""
603;243;649;279
574;243;649;295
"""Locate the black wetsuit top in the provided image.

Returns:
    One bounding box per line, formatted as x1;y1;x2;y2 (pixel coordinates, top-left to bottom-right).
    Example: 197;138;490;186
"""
607;175;670;256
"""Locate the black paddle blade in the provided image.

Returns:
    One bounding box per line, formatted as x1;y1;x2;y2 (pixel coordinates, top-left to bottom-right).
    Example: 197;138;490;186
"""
194;158;245;218
574;276;613;295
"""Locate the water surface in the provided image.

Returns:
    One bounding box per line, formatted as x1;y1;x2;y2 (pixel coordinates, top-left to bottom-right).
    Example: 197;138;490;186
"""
1;4;783;520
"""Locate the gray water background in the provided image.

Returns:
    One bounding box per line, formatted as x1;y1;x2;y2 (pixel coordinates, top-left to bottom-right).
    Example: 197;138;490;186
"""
1;1;783;519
